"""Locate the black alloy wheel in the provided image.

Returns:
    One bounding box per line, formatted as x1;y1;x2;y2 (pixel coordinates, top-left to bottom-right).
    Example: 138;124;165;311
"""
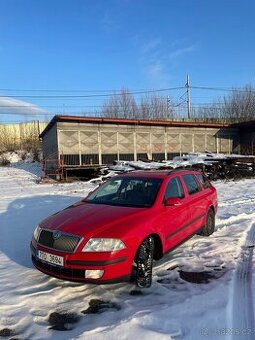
135;236;154;288
200;209;215;236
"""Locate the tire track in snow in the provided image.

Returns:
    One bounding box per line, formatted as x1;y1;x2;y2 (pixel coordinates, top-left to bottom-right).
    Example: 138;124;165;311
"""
216;213;255;230
231;223;255;340
219;196;255;208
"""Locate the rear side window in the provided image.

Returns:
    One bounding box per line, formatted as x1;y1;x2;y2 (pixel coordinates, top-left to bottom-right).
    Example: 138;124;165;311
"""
196;173;211;189
164;177;185;200
182;174;201;195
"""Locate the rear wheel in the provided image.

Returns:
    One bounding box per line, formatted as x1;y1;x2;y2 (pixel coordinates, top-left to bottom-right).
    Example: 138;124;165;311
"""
200;209;215;236
134;236;154;288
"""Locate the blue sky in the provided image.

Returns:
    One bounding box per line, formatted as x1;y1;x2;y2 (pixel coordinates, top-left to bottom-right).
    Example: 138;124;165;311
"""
0;0;255;121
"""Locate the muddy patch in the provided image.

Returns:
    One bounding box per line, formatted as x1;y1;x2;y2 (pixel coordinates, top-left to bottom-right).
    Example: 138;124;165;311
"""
179;268;226;284
129;290;143;296
82;299;120;314
48;311;80;331
0;328;15;337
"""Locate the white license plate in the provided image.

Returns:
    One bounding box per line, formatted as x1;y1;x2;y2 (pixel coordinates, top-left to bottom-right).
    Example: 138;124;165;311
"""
38;250;64;267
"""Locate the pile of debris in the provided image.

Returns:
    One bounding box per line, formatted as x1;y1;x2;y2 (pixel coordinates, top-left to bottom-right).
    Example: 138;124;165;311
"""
91;153;255;183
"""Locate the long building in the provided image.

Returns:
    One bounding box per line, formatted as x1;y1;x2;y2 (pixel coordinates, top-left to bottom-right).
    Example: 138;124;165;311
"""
40;115;255;178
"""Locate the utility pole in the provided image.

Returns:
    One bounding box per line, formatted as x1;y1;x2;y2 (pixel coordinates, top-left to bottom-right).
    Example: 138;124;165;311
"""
186;74;191;119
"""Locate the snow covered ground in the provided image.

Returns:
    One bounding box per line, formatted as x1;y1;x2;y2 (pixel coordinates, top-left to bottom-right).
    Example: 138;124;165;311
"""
0;165;255;339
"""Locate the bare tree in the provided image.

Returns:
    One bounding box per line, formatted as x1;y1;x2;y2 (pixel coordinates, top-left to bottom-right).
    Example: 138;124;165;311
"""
196;103;224;122
221;85;255;122
140;94;174;119
102;88;138;118
196;85;255;123
101;89;175;119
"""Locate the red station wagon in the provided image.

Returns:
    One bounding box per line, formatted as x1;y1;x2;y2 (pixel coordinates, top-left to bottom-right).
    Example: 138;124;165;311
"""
31;169;218;287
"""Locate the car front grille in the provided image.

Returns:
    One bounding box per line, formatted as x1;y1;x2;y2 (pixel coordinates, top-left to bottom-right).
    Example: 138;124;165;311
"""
38;229;81;253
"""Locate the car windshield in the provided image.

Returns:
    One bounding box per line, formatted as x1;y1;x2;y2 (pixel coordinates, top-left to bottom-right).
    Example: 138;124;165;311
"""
86;177;162;207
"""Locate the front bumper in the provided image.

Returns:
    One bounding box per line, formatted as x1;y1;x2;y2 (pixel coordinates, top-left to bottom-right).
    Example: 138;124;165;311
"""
30;242;132;283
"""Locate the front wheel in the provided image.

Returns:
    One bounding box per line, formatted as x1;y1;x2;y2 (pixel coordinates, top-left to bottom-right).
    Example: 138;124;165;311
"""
200;209;215;236
134;236;154;288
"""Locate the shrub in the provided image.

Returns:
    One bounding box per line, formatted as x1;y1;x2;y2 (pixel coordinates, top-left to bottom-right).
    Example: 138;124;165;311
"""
0;155;10;166
32;147;41;162
21;151;27;161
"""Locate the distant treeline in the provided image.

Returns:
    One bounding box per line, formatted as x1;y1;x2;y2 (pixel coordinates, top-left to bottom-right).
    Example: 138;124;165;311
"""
95;85;255;122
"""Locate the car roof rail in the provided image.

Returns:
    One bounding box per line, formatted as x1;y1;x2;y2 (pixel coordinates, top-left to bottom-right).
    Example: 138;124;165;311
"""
168;167;204;175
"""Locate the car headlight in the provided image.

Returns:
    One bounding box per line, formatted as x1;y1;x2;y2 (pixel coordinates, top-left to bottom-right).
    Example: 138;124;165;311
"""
33;226;42;242
82;238;126;252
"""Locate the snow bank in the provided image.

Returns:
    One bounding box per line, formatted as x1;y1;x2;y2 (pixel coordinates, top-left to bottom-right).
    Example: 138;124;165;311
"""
0;150;44;178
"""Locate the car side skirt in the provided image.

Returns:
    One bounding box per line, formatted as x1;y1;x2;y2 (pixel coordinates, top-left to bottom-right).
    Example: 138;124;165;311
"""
164;225;205;256
166;213;205;240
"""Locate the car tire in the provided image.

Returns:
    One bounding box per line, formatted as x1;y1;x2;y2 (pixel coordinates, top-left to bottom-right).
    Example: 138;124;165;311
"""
134;236;154;288
200;209;215;236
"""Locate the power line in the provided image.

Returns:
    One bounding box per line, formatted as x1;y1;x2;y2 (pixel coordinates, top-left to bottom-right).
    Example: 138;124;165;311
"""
0;103;182;109
1;81;255;120
0;86;183;93
0;84;254;96
191;85;255;92
0;86;184;98
0;100;244;111
0;88;133;93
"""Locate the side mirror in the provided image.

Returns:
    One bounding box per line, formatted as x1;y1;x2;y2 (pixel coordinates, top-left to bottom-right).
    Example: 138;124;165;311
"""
165;197;182;206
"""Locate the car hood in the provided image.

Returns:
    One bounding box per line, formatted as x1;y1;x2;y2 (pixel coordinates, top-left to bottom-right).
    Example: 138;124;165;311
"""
40;201;148;236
